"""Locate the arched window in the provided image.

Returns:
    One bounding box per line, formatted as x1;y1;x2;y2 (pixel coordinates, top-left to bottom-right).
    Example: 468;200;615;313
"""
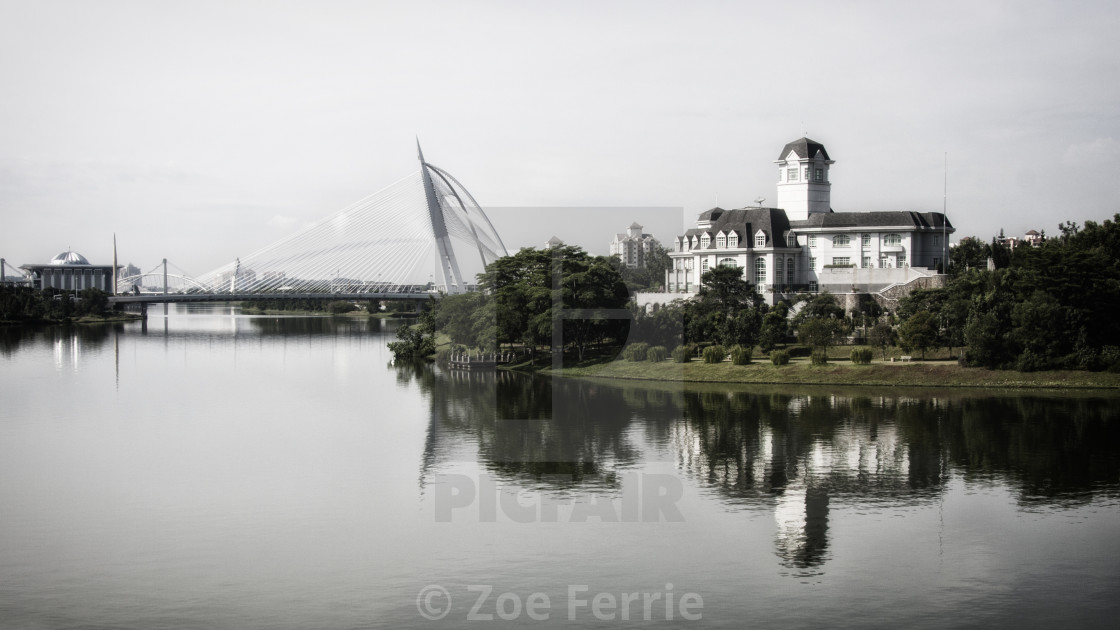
719;257;737;267
755;258;766;285
833;235;850;247
701;259;709;273
882;233;902;246
775;257;784;285
786;258;794;285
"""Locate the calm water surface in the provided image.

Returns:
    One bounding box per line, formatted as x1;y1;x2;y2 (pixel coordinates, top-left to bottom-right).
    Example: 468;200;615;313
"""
2;305;1119;628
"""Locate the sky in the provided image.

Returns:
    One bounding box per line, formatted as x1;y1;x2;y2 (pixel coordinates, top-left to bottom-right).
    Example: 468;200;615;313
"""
2;0;1118;279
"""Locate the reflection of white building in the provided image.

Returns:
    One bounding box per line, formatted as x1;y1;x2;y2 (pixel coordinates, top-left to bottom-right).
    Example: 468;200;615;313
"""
610;223;659;268
20;250;116;292
667;137;954;302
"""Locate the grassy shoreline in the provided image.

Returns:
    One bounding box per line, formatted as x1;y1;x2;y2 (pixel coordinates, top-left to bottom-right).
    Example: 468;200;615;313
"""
1;313;145;325
536;357;1120;390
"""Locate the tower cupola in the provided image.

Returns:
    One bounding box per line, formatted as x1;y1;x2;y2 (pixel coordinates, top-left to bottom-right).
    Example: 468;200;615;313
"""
775;137;834;221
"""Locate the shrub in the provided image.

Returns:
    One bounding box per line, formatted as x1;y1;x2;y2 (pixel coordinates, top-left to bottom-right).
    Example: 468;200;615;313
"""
810;349;829;365
1102;346;1120;373
787;345;813;358
671;345;692;363
647;346;668;363
327;300;356;314
729;344;752;365
850;347;874;365
770;350;790;366
622;342;650;362
702;344;726;364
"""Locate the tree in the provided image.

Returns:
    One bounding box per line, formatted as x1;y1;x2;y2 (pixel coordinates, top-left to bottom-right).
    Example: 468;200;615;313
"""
798;317;844;360
794;291;845;322
698;265;758;314
950;237;990;274
630;301;685;349
758;302;789;352
474;245;629;361
964;307;1012;369
723;306;762;351
898;310;938;359
560;253;631;360
1009;290;1064;371
868;321;895;360
387;310;437;360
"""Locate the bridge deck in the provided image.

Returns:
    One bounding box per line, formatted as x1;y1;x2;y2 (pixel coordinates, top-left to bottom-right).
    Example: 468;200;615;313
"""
108;292;439;304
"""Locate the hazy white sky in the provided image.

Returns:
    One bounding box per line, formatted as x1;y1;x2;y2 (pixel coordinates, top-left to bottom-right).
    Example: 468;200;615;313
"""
2;0;1118;277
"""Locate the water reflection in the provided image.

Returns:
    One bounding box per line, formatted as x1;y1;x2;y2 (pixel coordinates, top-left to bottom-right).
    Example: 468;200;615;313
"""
406;366;641;488
409;364;1120;573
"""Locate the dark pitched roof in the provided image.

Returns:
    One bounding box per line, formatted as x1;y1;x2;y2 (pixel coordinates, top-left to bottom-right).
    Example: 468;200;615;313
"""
681;207;793;248
790;211;953;231
778;137;830;161
696;207;725;222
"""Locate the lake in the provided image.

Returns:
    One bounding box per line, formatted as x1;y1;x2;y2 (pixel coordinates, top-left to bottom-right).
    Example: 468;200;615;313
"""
2;305;1119;628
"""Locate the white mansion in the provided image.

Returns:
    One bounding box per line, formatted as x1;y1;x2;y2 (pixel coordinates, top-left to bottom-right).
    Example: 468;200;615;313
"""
666;137;953;303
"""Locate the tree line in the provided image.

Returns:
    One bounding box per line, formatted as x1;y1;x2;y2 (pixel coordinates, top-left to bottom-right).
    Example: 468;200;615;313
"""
391;213;1120;372
0;286;112;323
897;215;1120;371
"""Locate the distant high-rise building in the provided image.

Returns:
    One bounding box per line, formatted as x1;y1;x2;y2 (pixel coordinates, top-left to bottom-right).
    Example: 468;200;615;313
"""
610;222;659;268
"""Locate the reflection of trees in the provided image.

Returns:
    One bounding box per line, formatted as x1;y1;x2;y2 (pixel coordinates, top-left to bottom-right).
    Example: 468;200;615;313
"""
946;396;1120;505
246;316;388;336
1;322;118;357
411;367;642;488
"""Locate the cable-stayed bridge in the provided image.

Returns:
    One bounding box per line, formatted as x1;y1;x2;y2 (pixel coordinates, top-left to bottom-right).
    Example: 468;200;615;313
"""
110;143;507;307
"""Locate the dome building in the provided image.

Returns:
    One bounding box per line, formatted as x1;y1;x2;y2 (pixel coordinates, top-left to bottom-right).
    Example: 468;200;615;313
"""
20;249;117;292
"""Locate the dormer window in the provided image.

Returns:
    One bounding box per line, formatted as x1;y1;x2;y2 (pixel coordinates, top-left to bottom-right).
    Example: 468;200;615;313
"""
728;233;739;248
815;168;823;182
755;231;766;247
786;233;797;247
716;233;726;249
701;234;710;248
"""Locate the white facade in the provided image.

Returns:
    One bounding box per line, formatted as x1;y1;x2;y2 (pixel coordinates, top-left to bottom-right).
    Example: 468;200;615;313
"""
667;137;953;302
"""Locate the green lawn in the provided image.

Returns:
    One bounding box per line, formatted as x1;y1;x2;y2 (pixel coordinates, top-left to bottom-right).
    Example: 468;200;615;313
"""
547;355;1120;390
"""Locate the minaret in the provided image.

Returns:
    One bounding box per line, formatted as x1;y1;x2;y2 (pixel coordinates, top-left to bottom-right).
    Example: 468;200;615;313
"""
775;137;834;221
